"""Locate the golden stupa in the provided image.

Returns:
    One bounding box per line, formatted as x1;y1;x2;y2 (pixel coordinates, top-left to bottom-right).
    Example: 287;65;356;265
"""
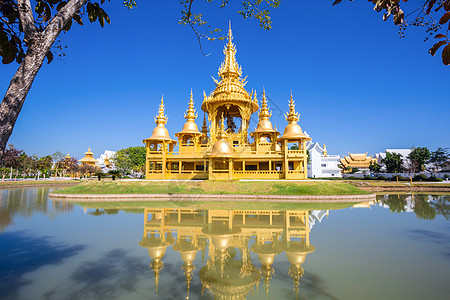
79;147;97;166
143;23;310;180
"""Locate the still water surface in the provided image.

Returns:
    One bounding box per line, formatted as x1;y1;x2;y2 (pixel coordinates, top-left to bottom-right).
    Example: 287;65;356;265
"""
0;188;449;300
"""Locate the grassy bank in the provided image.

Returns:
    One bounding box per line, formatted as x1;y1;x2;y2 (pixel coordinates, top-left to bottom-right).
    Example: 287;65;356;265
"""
0;180;81;188
53;180;370;196
75;200;356;211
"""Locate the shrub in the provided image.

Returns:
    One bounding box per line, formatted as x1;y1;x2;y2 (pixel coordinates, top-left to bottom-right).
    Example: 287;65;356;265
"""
392;175;409;181
413;174;428;182
363;175;376;180
444;174;449;179
427;176;444;182
345;176;359;180
376;175;388;181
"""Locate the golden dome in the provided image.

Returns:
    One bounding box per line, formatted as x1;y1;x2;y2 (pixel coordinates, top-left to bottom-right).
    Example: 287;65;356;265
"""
284;243;315;266
279;93;311;141
209;140;235;158
201;23;258;113
208;115;235;158
176;90;203;137
144;96;177;144
252;90;279;134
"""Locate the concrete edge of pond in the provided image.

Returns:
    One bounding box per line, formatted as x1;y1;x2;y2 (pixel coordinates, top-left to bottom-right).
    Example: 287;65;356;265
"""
48;192;376;202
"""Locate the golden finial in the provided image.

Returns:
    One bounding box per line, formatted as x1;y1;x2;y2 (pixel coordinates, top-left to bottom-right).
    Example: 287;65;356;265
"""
65;153;70;159
285;92;299;124
201;112;208;135
184;89;197;122
151;260;163;294
323;144;328;157
155;95;167;125
218;20;242;79
217;113;228;139
258;89;272;121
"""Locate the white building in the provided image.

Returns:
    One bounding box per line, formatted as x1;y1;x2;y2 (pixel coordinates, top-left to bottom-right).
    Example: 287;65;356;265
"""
96;150;116;172
306;142;342;178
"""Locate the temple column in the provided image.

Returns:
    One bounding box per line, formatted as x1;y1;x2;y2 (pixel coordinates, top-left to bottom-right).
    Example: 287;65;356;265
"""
162;142;167;179
203;160;207;174
208;158;213;179
228;159;233;180
179;161;182;174
243;160;246;173
283;141;288;179
145;143;150;179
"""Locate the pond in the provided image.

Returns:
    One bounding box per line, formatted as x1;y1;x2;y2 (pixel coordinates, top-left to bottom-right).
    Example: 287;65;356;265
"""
0;188;449;300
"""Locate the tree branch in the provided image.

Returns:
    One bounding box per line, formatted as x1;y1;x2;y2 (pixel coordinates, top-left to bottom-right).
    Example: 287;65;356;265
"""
43;0;88;50
17;0;37;38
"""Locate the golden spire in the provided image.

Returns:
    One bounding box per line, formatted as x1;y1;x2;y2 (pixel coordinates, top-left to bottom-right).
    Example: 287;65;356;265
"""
65;153;71;159
150;260;163;294
155;96;167;125
323;144;328;157
201;112;208;135
217;114;228;140
259;89;272;120
184;89;198;122
285;92;299;124
218;21;242;79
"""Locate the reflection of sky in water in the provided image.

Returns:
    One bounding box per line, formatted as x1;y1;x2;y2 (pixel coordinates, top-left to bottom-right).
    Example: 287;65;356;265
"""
0;188;449;300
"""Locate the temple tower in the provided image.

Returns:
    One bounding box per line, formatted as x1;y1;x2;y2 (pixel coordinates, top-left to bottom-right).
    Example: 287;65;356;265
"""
201;22;258;146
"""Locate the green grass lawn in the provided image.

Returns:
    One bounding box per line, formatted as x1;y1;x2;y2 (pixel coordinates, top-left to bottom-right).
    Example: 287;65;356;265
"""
53;180;370;195
0;179;81;186
75;200;356;211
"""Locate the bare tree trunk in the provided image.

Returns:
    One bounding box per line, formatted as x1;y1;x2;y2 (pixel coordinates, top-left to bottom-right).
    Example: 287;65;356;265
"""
0;0;87;161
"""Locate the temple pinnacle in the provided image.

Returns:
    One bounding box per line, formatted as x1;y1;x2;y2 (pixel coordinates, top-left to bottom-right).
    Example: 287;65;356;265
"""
155;95;167;125
184;89;197;122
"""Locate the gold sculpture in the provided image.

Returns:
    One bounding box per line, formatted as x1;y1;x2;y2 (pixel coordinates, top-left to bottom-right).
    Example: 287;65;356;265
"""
143;23;310;180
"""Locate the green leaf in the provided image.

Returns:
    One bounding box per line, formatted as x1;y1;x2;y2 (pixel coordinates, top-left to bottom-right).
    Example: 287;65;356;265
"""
98;15;105;27
2;49;16;64
73;14;83;25
56;1;67;11
429;40;448;56
43;3;51;22
35;1;44;14
442;44;450;65
439;11;450;24
63;19;72;31
46;51;53;64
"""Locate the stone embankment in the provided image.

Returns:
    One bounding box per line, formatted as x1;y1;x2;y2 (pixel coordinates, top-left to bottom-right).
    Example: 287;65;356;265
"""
49;192;376;203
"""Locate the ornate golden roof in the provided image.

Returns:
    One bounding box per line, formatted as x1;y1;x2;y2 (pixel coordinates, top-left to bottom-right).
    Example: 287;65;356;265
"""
279;93;311;141
323;144;328;157
208;115;235;158
201;22;258;113
144;96;177;144
252;90;279;135
103;156;111;167
340;153;376;168
175;90;202;137
79;147;98;164
65;153;71;159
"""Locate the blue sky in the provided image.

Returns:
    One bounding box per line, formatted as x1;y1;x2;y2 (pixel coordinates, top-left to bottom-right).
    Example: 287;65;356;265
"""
1;1;449;159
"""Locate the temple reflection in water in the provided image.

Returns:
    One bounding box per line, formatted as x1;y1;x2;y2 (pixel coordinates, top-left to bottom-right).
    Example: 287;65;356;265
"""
139;207;329;299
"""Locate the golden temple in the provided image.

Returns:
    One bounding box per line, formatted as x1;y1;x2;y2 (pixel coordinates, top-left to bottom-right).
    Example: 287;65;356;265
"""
339;153;376;171
143;24;310;180
139;207;317;299
79;147;98;166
